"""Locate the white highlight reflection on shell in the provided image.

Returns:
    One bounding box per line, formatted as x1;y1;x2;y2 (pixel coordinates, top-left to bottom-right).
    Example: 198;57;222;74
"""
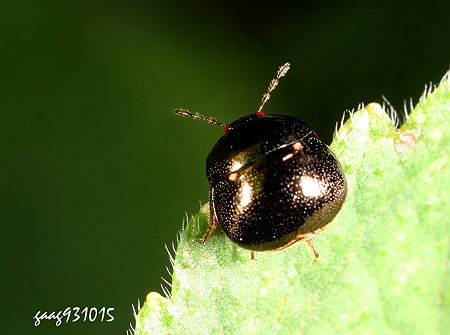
240;182;252;207
238;182;252;208
230;160;243;172
300;176;325;197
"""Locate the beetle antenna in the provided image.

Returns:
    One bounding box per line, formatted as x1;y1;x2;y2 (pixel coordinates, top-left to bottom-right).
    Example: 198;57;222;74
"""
258;62;291;112
174;108;226;127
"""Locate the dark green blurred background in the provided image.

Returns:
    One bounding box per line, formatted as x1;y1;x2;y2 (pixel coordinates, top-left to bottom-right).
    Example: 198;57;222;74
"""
1;1;449;334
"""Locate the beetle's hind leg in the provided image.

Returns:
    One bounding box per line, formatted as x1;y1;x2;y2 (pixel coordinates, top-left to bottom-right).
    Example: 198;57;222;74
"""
305;238;320;260
199;188;218;243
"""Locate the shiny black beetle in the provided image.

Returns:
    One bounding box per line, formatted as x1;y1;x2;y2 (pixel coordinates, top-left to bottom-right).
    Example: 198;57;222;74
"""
175;63;347;259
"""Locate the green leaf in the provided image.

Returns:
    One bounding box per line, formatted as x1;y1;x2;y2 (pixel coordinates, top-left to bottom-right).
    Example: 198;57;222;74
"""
134;73;450;335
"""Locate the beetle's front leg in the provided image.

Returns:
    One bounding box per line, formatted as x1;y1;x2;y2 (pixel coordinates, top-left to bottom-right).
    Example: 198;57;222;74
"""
199;187;218;243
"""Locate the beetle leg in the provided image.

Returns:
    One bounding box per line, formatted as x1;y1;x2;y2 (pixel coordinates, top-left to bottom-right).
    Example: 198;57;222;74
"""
250;251;257;260
305;238;320;260
199;188;218;243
